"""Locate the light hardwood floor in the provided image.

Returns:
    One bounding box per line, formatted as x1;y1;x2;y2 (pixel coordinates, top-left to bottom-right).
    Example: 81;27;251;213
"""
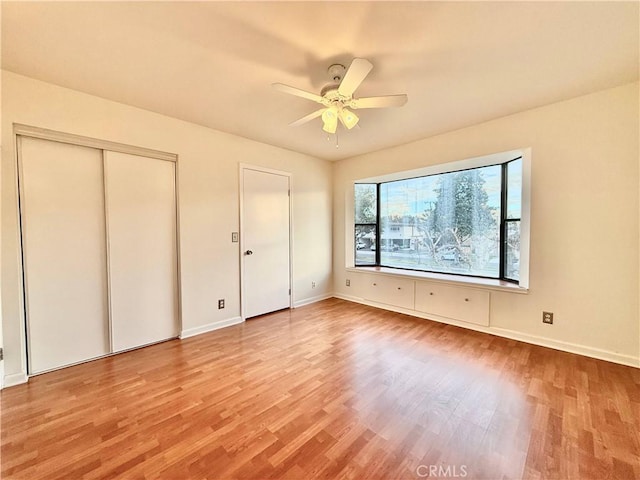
2;298;639;479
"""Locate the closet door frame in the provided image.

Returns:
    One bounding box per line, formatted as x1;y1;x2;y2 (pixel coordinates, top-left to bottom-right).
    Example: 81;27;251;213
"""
14;124;182;376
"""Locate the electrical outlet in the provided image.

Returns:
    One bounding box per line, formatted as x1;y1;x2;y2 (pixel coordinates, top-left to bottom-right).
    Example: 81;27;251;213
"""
346;279;351;287
311;281;316;289
218;299;225;309
542;311;553;324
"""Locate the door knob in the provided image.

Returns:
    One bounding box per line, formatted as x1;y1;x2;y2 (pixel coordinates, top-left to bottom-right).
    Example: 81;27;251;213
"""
245;250;253;255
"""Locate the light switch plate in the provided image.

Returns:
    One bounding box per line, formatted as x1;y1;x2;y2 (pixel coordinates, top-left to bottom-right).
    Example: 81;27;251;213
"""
232;232;239;243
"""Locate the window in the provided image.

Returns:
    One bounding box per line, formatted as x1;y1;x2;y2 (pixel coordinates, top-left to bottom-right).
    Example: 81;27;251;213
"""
354;184;377;266
502;158;522;282
354;157;523;283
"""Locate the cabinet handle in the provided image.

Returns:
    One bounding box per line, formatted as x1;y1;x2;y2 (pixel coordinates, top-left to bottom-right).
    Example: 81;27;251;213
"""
464;298;469;302
373;283;377;286
397;287;401;290
429;292;434;295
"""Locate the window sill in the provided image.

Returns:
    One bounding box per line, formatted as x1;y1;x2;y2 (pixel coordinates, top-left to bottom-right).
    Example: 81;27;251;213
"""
346;266;528;294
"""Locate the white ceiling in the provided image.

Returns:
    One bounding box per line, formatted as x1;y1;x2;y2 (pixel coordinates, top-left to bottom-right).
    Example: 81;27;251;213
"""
2;1;638;161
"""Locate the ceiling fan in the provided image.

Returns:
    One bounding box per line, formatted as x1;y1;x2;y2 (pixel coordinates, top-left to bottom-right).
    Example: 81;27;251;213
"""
273;58;408;134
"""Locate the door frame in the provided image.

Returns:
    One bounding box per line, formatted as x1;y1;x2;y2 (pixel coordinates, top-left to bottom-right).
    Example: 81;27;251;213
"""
239;164;293;321
13;124;182;378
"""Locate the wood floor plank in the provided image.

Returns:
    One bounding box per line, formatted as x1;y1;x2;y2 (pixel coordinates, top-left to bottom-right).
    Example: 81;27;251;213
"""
1;298;639;479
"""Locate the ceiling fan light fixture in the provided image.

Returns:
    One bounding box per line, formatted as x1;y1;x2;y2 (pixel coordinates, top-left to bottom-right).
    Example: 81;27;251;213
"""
339;108;359;129
322;119;337;134
322;108;338;134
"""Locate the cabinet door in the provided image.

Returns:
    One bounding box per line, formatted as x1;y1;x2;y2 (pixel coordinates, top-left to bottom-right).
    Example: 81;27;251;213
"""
104;152;179;352
415;282;490;326
20;137;109;373
361;274;415;309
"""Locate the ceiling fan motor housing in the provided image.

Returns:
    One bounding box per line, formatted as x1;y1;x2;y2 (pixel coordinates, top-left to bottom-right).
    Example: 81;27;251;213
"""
320;84;357;109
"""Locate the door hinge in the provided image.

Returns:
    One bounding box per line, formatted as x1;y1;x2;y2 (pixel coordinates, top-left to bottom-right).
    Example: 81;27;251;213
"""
289;288;291;295
0;348;3;361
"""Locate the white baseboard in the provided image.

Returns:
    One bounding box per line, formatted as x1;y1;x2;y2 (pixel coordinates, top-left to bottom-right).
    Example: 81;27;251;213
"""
489;327;639;368
3;371;28;388
333;293;640;368
180;316;243;339
293;293;334;308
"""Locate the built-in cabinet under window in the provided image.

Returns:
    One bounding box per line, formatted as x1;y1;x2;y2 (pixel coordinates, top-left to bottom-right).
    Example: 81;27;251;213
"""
18;134;179;374
349;272;490;327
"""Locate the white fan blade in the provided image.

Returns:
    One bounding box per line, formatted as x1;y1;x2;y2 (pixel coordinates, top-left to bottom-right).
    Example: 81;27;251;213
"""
272;83;324;103
338;58;373;97
352;94;408;109
289;108;326;127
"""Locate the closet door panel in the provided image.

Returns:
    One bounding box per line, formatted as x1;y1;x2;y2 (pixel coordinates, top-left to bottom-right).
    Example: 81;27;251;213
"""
20;137;109;373
104;152;178;352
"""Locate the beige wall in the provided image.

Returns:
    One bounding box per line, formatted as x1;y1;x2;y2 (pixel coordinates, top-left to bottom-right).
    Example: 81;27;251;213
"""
1;71;333;381
2;71;638;383
333;82;640;366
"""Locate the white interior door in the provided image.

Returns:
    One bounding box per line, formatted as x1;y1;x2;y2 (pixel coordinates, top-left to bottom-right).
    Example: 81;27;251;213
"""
104;152;179;352
20;137;110;374
241;167;291;319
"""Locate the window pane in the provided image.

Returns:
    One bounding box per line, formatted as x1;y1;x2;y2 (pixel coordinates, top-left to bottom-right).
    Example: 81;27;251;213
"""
355;225;376;265
507;158;522;219
355;184;377;224
379;166;501;277
505;221;520;281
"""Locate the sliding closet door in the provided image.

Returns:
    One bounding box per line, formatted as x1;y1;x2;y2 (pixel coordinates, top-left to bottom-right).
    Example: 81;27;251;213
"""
20;137;110;374
104;152;178;352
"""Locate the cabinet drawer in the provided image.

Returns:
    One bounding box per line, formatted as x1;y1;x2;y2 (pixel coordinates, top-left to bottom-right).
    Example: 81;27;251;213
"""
361;274;415;310
415;282;490;326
